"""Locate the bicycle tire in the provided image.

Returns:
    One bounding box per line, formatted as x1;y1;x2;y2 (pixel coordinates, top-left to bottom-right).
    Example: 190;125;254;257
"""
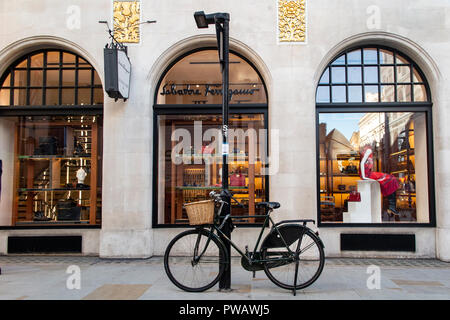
164;228;228;292
262;228;325;290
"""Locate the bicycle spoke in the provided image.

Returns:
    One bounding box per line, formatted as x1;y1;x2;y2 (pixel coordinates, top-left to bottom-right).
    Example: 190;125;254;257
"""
263;230;324;290
164;229;226;292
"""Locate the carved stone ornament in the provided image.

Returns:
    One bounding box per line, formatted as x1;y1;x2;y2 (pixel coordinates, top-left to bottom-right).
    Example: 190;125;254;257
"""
113;1;140;43
278;0;306;43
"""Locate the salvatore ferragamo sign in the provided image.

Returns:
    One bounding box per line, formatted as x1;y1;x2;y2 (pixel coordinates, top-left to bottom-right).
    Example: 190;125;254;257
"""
160;83;260;100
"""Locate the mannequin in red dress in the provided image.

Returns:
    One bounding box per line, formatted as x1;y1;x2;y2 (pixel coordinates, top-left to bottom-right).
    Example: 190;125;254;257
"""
360;146;400;219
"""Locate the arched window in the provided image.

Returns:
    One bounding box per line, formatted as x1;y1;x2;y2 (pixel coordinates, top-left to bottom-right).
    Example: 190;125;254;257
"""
153;48;268;226
0;50;103;107
316;47;429;104
316;46;434;226
0;49;103;227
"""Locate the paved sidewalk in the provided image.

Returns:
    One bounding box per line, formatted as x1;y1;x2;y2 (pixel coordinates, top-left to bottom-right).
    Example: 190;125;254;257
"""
0;256;449;300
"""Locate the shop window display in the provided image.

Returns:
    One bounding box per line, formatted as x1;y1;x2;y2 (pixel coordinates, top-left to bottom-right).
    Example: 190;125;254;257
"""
157;114;267;224
0;49;103;226
318;112;429;223
12;116;103;225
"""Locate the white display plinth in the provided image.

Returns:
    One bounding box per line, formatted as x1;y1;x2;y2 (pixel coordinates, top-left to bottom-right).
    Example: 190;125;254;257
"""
343;180;382;223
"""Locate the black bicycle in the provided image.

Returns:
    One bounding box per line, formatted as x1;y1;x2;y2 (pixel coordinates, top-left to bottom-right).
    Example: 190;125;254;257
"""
164;190;325;295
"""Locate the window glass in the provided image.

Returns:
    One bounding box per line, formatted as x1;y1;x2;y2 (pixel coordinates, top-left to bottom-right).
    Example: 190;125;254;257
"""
30;70;43;87
318;112;429;224
319;68;329;84
380;66;395;83
30;53;44;68
348;67;362;83
14;70;27;87
13;89;27;106
61;88;75;105
0;88;10;105
348;86;362;103
363;48;378;64
397;85;412;102
47;51;60;66
331;86;346;103
46;70;60;87
380;85;395;102
78;88;91;105
78;69;92;87
364;85;379;102
364;67;378;84
156;50;266;104
331;67;346;84
413;85;427;102
379;49;394;64
316;86;330;103
157;114;267;224
45;88;59;105
347;50;362;65
29;89;42;105
397;66;411;83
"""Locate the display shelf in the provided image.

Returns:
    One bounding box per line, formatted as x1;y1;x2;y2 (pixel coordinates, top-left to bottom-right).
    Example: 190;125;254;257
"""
176;186;248;190
18;187;90;192
18;155;91;160
332;173;359;177
16;220;91;225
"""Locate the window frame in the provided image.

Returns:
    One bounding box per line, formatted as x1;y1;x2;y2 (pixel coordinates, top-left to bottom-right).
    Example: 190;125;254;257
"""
316;45;436;228
152;47;269;228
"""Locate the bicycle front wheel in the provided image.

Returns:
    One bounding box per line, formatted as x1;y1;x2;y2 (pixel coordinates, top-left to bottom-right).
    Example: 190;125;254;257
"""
262;229;325;290
164;228;227;292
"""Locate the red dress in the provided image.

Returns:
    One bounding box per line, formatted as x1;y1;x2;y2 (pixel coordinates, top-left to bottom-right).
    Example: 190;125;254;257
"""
360;148;399;197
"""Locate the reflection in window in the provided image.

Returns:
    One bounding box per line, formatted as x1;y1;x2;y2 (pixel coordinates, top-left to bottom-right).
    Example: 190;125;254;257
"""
157;114;267;224
318;112;429;224
316;47;429;103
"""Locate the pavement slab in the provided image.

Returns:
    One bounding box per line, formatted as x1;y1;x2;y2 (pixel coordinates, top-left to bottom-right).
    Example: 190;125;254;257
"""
0;256;449;300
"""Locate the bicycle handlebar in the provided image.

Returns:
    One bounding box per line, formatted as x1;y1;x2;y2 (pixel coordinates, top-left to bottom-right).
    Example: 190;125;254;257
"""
209;190;245;208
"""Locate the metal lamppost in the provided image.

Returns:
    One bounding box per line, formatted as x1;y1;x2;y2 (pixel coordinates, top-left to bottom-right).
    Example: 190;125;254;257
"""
194;11;232;290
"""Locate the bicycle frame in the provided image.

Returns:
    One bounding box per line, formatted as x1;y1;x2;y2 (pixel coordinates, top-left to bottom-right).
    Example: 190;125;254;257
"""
196;208;316;268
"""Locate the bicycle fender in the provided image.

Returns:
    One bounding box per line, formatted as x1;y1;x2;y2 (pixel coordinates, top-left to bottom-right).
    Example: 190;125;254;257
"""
316;233;325;249
261;224;307;249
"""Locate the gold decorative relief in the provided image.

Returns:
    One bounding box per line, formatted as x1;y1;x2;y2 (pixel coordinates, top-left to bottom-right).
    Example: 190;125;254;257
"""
278;0;306;42
113;1;140;43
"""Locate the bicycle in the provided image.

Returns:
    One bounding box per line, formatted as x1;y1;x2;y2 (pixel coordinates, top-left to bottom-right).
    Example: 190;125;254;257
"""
164;190;325;296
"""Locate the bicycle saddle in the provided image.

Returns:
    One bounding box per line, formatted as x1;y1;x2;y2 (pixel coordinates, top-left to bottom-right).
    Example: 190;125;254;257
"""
257;202;281;209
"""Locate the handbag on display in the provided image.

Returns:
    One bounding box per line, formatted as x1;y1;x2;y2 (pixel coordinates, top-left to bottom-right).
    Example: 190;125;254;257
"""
344;164;358;174
338;184;346;191
34;136;58;155
57;198;81;221
230;173;245;187
348;186;361;202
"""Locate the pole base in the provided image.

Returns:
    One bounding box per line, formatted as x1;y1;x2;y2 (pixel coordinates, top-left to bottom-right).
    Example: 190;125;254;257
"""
218;288;234;293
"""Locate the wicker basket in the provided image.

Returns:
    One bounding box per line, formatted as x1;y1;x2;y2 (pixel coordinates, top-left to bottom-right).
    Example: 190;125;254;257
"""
184;200;215;225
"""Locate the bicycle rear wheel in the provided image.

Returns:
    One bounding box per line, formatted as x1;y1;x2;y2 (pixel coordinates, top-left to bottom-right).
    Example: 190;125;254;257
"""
164;228;227;292
262;228;324;290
